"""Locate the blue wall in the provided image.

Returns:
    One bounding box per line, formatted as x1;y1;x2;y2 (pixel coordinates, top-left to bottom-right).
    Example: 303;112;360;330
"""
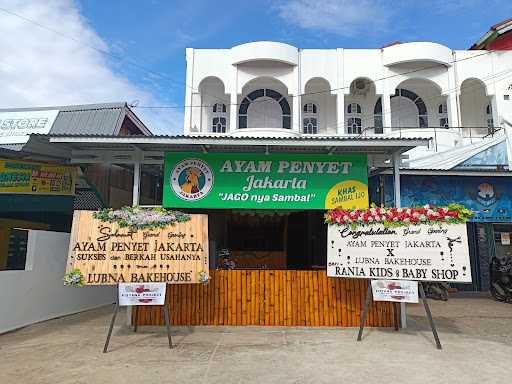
378;175;512;222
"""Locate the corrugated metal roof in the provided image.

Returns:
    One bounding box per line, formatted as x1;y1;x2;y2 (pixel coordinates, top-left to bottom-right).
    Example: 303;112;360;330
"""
405;135;507;170
0;102;126;114
43;133;429;141
0;102;151;137
39;133;430;161
50;106;123;135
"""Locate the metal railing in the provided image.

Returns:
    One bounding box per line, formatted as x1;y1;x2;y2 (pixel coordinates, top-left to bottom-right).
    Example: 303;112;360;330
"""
355;126;503;152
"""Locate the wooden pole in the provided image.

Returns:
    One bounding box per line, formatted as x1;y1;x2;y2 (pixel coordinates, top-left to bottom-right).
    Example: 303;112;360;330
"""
103;303;119;353
419;282;442;350
357;283;372;341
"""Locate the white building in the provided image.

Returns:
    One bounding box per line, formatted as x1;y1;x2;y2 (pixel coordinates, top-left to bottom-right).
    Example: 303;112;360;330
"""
184;41;512;159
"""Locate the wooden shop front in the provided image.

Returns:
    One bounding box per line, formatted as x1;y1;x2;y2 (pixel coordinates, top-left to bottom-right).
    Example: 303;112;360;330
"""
48;134;428;328
134;270;394;327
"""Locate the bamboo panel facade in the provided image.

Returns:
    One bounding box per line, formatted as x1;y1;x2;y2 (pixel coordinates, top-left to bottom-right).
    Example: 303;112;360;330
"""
134;270;395;327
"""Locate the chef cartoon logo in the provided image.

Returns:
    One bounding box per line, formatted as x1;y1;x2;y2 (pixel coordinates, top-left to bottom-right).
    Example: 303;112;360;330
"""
171;158;213;201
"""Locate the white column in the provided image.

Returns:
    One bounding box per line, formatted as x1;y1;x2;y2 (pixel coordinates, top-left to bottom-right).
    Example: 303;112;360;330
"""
127;157;141;326
184;91;192;134
228;65;238;133
381;62;393;135
446;92;459;129
336;90;345;135
392;152;401;208
293;93;300;133
195;92;202;133
184;48;194;134
336;48;344;135
229;92;237;133
392;151;407;329
489;53;501;133
132;160;141;207
291;63;301;133
383;94;392;134
447;62;460;130
491;95;499;131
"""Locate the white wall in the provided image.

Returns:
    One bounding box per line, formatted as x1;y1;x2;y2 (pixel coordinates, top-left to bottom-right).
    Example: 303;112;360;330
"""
301;77;335;134
184;42;512;139
0;230;115;334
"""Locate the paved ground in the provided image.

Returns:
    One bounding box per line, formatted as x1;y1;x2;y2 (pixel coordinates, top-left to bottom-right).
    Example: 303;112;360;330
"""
1;294;511;384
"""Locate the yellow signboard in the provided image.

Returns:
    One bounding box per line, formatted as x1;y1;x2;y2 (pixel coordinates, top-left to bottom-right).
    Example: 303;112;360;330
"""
0;159;75;195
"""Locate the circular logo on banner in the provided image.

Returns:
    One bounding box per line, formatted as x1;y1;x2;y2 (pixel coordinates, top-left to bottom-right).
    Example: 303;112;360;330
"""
170;158;214;201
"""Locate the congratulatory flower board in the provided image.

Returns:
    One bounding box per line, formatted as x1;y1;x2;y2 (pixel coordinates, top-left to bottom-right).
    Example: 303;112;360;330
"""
326;205;473;283
163;152;368;210
64;209;209;286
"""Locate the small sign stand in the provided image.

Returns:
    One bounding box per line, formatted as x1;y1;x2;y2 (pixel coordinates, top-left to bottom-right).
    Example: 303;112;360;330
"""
103;285;173;353
357;281;442;350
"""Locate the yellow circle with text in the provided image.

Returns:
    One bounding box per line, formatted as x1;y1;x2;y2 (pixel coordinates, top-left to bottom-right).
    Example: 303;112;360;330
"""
324;180;368;209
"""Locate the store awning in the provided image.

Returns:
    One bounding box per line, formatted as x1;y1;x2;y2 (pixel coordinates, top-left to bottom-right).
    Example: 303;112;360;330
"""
30;134;431;167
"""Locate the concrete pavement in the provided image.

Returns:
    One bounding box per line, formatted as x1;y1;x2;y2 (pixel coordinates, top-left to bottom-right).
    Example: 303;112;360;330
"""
1;294;511;384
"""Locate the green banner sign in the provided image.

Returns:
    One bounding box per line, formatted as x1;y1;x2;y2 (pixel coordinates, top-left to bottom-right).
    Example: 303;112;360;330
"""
163;152;368;210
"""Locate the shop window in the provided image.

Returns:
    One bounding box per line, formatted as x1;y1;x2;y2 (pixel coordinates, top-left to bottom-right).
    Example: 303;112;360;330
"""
486;104;494;133
303;117;318;134
1;228;29;271
438;102;449;127
347;103;361;114
303;103;318;134
303;102;317;114
140;164;163;205
212;103;227;133
215;211;327;270
373;98;383;134
213;103;226;113
347;118;362;134
212;117;226;133
226;213;287;269
347;103;362;134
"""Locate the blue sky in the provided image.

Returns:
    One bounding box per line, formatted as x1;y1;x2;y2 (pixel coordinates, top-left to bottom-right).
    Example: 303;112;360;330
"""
1;0;512;134
80;0;512;117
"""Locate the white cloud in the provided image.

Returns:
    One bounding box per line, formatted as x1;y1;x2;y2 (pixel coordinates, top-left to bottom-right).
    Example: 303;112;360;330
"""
275;0;392;37
0;0;182;134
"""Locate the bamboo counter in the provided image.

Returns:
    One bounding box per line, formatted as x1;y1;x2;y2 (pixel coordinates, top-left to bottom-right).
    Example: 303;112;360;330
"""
134;270;395;327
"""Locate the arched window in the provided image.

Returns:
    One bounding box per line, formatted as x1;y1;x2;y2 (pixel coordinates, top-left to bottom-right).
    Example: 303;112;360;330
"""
374;98;383;134
391;89;429;128
347;103;362;134
347;103;361;114
486;104;494;133
303;103;318;134
213;103;226;113
238;89;291;129
212;103;227;133
303;103;317;114
438;102;448;127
